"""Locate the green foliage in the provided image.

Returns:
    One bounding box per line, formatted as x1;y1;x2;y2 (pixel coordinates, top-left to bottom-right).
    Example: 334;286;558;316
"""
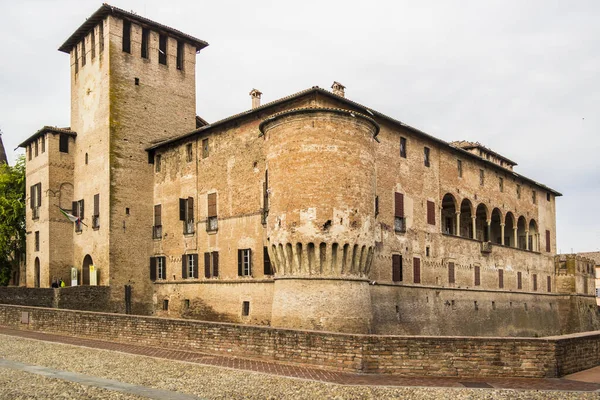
0;156;25;285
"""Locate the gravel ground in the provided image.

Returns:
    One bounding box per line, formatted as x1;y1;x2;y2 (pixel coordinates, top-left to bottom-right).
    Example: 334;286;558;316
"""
0;334;598;400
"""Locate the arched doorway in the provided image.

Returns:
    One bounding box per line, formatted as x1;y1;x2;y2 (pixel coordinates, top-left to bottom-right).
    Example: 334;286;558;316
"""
517;216;527;249
475;203;488;241
34;257;40;288
529;219;539;252
441;193;457;235
82;254;93;285
490;208;502;244
459;199;473;238
505;212;515;247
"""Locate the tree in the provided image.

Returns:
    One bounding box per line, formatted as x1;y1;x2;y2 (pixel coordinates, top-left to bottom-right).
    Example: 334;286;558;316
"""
0;155;25;285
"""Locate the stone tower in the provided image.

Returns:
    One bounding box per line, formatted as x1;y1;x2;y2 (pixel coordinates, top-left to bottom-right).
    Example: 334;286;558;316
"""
52;4;208;312
260;108;379;333
0;133;7;165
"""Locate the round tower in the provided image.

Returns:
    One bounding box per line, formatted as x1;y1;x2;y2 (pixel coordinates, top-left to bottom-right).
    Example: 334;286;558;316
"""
259;108;379;333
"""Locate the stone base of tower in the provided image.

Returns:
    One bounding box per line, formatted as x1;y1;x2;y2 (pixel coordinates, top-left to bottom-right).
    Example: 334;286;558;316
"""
270;277;373;334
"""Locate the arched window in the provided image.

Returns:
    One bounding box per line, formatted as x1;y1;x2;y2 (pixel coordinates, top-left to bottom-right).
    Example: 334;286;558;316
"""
441;194;458;235
475;204;488;241
490;208;503;244
517;216;527;249
505;212;515;247
459;199;473;238
82;254;94;285
34;257;41;288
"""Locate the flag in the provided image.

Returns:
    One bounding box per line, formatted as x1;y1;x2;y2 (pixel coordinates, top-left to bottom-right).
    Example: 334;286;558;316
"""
58;207;87;227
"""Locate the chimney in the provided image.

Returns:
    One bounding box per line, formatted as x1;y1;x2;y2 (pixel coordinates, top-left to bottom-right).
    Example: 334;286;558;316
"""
249;89;262;109
331;81;346;98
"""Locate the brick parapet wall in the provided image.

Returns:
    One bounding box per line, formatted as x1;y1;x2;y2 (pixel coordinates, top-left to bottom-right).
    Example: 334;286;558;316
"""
0;287;111;312
1;304;599;377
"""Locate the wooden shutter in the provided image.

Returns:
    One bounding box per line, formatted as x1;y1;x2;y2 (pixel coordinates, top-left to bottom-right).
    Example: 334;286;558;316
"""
36;184;42;207
427;201;435;225
181;255;187;278
533;274;537;291
248;249;252;276
187;197;194;222
448;262;455;284
413;257;421;284
263;247;271;275
545;230;551;252
72;201;78;217
392;254;402;282
94;194;99;217
517;271;522;289
394;193;404;218
78;200;84;219
213;252;219;277
192;254;199;278
30;186;35;208
238;249;242;276
154;205;161;226
204;252;211;278
179;199;186;221
150;257;157;281
208;193;217;217
498;269;504;289
474;266;480;286
547;276;551;292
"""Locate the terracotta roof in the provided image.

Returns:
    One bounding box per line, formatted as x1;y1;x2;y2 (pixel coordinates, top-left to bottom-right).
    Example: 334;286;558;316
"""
450;140;517;166
18;126;77;148
58;3;209;53
0;134;7;165
146;86;562;196
578;252;600;265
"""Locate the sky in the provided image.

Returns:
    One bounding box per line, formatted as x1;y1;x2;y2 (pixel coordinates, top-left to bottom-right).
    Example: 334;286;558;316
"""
0;0;598;253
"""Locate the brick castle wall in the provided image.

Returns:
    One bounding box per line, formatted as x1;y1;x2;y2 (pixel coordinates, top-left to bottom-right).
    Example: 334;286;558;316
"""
1;304;599;378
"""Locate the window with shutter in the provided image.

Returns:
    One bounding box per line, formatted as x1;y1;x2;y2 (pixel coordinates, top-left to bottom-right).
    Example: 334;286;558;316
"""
157;257;165;280
427;200;435;225
238;249;252;276
150;257;157;281
212;252;219;277
159;34;167;65
424;147;430;167
547;276;551;292
207;193;218;231
176;40;184;70
413;257;420;284
179;198;186;221
394;193;405;232
204;252;211;278
545;230;551;252
93;194;100;229
263;247;272;275
448;262;455;284
474;266;480;286
533;274;537;291
400;137;407;158
153;205;162;238
498;269;504;289
184;197;194;234
392;254;402;282
141;28;149;58
59;134;69;154
122;20;131;53
181;255;187;279
517;271;522;289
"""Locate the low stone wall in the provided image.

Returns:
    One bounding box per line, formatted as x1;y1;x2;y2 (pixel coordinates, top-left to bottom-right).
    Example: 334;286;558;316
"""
1;304;599;377
0;287;112;312
0;288;56;308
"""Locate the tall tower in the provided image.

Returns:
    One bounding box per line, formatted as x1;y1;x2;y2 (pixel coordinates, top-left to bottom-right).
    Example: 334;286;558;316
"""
0;133;7;165
56;4;208;312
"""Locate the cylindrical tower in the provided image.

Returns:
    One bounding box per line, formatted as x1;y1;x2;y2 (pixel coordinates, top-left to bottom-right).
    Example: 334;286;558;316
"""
259;108;379;333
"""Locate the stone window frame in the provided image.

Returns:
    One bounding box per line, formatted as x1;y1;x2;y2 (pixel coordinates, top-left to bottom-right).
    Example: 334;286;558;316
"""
238;249;252;277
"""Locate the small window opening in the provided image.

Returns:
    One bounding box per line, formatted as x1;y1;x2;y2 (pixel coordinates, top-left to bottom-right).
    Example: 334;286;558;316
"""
400;137;407;158
186;143;193;162
91;28;96;59
155;154;162;172
126;208;130;215
134;77;139;86
141;28;149;58
85;153;88;165
426;246;430;257
547;193;551;202
176;40;184;70
202;138;209;158
184;299;190;310
59;134;69;153
499;177;503;192
479;169;485;185
492;301;496;310
122;20;131;53
457;159;462;177
162;299;169;311
424;147;430;167
81;39;86;66
242;301;250;316
159;34;167;65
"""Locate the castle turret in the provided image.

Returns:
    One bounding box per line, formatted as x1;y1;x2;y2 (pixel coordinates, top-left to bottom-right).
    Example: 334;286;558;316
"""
260;108;379;333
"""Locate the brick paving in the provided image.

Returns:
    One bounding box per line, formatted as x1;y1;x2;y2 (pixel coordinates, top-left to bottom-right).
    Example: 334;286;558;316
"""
1;326;599;392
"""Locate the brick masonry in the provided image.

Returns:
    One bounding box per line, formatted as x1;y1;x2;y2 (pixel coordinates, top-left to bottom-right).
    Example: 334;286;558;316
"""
1;304;599;378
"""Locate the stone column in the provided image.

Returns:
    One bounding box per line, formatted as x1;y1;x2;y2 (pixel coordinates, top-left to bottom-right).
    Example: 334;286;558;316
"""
525;229;530;251
513;227;518;248
455;211;461;236
486;220;491;242
471;216;477;240
500;223;505;246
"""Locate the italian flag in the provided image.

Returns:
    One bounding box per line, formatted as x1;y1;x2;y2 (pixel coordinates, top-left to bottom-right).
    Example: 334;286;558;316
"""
59;207;86;226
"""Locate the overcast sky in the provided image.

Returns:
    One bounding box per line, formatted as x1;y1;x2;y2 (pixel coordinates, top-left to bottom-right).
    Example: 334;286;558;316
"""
0;0;598;253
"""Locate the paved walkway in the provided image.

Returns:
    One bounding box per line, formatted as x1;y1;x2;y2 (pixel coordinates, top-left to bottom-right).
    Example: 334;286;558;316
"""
1;326;599;393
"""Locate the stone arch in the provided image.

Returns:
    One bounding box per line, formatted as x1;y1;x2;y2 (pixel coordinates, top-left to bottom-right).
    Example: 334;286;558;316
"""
459;198;474;238
517;216;527;249
490;208;503;244
34;257;40;288
475;203;489;241
82;254;93;285
505;212;515;247
441;193;458;235
529;219;539;252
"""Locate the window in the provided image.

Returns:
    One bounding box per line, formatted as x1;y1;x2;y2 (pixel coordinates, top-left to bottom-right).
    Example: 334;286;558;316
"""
426;200;435;225
163;299;169;311
85;153;88;164
499;177;503;192
424;147;430;167
532;190;537;204
413;257;421;284
92;194;100;229
176;40;184;70
238;249;252;276
545;230;551;252
34;140;38;157
122;20;131;53
262;170;269;224
150;256;166;281
141;28;149;59
474;266;480;286
74;45;79;74
99;22;104;54
547;276;551;292
207;193;217;231
374;196;379;216
498;269;504;289
400;137;407;158
186;143;193;162
81;39;86;66
448;262;455;284
394;192;405;232
204;251;219;278
426;246;430;257
35;231;40;252
72;199;84;232
28;145;32;161
263;247;272;275
533;274;538;291
181;254;198;279
457;159;462;177
59;134;69;153
479;169;484;186
242;301;250;316
153;204;162;239
392;254;402;282
134;77;139;86
30;183;42;219
202;138;209;158
155;155;161;172
547;193;551;202
517;271;522;289
159;34;167;65
516;184;521;199
91;28;96;59
179;197;194;234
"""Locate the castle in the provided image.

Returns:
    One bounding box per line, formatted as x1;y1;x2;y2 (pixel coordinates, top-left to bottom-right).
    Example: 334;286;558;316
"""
17;4;598;336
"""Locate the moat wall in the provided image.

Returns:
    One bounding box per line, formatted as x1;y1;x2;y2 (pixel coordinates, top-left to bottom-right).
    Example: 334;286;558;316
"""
1;304;600;378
